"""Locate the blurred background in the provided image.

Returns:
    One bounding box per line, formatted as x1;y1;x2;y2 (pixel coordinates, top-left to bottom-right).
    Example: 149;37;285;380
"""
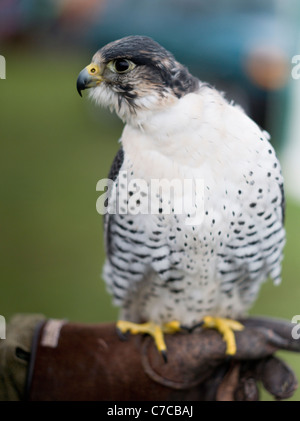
1;0;300;400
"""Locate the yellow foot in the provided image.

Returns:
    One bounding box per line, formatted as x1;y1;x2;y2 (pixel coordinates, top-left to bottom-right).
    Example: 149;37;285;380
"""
116;320;181;360
202;316;244;356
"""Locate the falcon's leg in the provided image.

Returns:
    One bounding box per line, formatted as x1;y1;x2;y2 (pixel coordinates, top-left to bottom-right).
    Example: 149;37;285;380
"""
116;320;181;361
201;316;244;355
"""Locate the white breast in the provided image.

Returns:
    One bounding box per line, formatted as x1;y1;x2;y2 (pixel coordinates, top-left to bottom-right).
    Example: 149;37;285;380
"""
109;86;284;325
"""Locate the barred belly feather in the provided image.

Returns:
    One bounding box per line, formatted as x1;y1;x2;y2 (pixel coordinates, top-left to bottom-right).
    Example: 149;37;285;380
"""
103;88;285;327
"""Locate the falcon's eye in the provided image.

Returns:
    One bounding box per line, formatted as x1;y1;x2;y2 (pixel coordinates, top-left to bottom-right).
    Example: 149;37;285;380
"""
107;59;136;74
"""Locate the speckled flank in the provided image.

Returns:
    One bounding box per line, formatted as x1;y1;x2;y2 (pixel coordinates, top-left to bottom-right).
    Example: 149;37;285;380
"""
103;126;285;326
87;36;285;327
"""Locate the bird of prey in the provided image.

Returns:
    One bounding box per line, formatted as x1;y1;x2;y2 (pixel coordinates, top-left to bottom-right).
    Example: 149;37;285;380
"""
77;35;285;357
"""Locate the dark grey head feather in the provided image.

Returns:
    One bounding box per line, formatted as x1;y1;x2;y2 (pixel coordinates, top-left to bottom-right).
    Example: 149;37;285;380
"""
99;35;174;64
97;35;199;99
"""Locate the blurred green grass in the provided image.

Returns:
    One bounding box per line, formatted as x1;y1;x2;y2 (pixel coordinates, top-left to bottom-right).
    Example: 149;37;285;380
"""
1;48;300;400
0;47;122;323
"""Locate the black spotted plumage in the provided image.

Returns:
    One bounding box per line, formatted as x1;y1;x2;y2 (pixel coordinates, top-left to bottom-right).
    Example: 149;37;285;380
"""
107;147;124;181
104;147;124;259
78;35;286;327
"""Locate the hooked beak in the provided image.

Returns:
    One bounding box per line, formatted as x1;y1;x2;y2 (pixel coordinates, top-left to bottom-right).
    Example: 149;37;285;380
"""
76;63;103;97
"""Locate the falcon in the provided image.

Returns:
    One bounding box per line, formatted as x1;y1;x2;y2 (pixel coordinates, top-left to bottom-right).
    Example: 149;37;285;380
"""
77;35;285;358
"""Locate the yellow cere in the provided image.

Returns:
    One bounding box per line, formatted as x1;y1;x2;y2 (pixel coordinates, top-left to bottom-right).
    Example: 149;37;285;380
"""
86;63;100;76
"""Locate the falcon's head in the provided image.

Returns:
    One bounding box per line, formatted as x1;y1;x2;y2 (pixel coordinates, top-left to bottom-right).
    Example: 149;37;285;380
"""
76;35;199;124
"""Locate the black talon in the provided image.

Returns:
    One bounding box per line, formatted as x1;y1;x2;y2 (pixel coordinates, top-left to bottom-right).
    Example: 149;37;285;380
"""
192;321;205;330
116;327;130;341
181;322;204;333
161;350;168;363
180;324;193;333
224;355;233;363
